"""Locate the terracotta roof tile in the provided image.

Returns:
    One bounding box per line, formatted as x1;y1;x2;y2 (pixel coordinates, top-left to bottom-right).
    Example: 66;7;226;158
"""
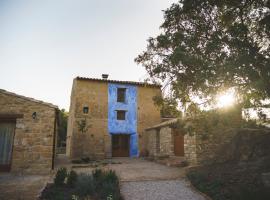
76;76;161;88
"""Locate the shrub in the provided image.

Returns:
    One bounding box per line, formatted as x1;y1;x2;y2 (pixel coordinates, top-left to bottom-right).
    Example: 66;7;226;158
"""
41;169;122;200
81;157;91;163
100;181;120;200
54;168;67;186
67;170;78;188
91;169;122;200
72;160;83;164
103;170;119;184
75;174;95;197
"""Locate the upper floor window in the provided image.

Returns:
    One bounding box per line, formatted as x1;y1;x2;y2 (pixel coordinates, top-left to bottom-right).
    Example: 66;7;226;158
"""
117;88;126;103
116;110;126;120
83;106;89;114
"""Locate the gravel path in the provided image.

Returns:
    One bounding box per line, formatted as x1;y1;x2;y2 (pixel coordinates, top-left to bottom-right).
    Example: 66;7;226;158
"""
61;157;207;200
121;179;206;200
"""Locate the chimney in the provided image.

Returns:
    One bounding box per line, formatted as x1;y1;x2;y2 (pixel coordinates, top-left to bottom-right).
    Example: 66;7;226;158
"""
102;74;109;79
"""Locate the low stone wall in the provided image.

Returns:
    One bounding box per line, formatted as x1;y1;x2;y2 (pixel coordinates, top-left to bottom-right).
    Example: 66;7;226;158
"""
145;124;197;165
146;114;270;167
184;134;197;164
159;127;173;156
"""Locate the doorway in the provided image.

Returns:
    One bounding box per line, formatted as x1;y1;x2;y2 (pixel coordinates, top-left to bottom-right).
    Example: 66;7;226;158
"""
0;122;15;172
112;134;130;157
173;129;184;156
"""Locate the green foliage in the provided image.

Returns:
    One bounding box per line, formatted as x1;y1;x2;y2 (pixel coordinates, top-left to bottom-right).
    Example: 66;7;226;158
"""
74;174;95;197
92;169;121;200
187;171;226;200
54;168;67;186
77;118;91;134
153;95;182;118
188;168;270;200
67;170;78;188
58;109;68;147
41;169;122;200
81;157;91;163
136;0;270;107
232;186;270;200
174;106;243;137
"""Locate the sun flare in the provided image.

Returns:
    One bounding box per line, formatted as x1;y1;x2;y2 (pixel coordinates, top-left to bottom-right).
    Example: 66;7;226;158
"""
217;90;235;108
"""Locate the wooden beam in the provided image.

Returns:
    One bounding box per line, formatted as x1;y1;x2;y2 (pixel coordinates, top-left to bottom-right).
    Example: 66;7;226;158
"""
0;114;24;120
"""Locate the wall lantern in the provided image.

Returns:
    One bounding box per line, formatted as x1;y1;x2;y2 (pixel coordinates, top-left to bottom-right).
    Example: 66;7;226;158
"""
32;112;37;119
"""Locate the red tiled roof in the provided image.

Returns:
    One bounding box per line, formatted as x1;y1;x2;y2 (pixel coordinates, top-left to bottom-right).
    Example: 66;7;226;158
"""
76;77;161;88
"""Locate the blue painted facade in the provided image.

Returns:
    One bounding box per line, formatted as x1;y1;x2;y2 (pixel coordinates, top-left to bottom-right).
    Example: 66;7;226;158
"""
108;83;138;157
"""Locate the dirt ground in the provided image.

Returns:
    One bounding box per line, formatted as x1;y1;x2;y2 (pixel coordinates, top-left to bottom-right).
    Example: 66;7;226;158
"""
0;156;204;200
74;157;186;181
0;173;52;200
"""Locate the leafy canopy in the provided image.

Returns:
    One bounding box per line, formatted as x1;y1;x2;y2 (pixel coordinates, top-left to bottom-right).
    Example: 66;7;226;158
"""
136;0;270;107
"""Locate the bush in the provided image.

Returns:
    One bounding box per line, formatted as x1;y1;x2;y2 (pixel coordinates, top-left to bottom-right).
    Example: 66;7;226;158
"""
67;170;78;188
81;157;91;163
103;170;119;184
41;169;122;200
91;169;122;200
54;168;67;186
72;160;83;164
75;174;95;197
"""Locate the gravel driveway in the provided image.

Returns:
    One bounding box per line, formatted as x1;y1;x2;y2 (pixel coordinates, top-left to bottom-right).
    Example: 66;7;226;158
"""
121;180;206;200
105;158;207;200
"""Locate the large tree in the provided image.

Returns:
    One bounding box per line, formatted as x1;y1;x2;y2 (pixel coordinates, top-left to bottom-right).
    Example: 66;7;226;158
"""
136;0;270;108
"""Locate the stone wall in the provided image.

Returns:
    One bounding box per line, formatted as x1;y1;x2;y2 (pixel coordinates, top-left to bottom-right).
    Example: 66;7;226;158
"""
137;86;162;155
159;127;173;156
0;90;57;174
145;122;197;164
195;128;270;165
67;79;109;159
184;134;197;164
146;129;158;157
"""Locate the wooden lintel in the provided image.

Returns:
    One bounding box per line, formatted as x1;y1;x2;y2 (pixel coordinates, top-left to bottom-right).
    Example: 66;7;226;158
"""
0;114;24;119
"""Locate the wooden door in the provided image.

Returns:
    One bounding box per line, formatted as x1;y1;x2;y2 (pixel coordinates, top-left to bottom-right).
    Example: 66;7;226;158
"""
112;134;130;157
0;122;15;172
173;130;184;156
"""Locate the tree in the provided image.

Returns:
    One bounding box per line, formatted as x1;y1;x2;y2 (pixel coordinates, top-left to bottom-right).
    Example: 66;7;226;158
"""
136;0;270;108
153;95;182;118
58;109;68;147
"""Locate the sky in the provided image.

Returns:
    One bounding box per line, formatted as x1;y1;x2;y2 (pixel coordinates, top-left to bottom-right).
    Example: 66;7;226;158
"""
0;0;177;110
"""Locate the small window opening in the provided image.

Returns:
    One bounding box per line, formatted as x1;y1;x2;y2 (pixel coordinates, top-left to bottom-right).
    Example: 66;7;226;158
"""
117;88;126;103
83;106;89;114
116;110;126;120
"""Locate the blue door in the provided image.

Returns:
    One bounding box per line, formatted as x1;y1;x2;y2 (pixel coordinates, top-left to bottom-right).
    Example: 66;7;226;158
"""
0;122;15;172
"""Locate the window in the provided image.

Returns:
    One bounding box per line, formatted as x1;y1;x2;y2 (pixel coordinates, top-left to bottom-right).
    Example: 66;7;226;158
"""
116;110;126;120
83;106;89;114
117;88;126;103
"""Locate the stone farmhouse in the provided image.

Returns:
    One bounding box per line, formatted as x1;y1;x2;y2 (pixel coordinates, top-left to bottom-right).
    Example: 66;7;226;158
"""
66;76;162;159
0;89;58;174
